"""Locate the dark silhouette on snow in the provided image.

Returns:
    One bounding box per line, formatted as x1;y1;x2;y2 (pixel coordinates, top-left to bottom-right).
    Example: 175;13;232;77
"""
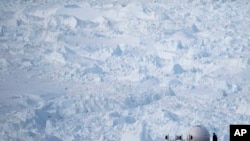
213;133;217;141
175;135;183;140
165;135;169;140
165;126;212;141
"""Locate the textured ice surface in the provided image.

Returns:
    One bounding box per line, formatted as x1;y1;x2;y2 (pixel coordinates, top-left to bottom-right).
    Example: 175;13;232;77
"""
0;0;250;141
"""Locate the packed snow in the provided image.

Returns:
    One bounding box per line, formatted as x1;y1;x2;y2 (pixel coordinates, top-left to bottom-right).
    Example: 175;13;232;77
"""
0;0;250;141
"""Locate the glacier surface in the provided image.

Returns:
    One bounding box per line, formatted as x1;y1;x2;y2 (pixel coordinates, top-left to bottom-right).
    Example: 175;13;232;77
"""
0;0;250;141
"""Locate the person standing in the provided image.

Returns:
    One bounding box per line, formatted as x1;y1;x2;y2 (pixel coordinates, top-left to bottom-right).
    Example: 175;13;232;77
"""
213;133;217;141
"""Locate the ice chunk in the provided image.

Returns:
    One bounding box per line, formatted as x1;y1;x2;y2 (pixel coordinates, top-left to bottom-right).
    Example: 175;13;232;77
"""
236;102;250;116
121;122;153;141
46;52;66;65
172;64;185;74
112;46;123;56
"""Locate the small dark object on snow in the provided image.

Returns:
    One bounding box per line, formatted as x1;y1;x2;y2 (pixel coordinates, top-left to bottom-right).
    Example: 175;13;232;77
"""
213;133;217;141
165;135;169;140
175;135;183;140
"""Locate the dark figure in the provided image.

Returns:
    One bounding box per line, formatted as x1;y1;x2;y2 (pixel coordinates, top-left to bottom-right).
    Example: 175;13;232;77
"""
188;135;193;140
175;135;183;141
213;133;217;141
165;135;169;140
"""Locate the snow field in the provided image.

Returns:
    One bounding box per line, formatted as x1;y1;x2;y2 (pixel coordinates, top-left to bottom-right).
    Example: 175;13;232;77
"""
0;0;250;141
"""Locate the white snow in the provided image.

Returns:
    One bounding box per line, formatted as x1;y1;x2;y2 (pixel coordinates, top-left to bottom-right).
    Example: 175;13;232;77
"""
0;0;250;141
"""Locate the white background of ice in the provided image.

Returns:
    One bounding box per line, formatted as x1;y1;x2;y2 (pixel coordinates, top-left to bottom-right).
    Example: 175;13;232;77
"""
0;0;250;141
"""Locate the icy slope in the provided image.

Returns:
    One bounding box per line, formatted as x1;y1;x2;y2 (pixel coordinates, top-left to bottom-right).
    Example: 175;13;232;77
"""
0;0;250;141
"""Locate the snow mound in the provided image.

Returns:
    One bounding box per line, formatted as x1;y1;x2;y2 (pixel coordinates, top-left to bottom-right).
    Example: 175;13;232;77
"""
236;102;250;116
121;122;153;141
